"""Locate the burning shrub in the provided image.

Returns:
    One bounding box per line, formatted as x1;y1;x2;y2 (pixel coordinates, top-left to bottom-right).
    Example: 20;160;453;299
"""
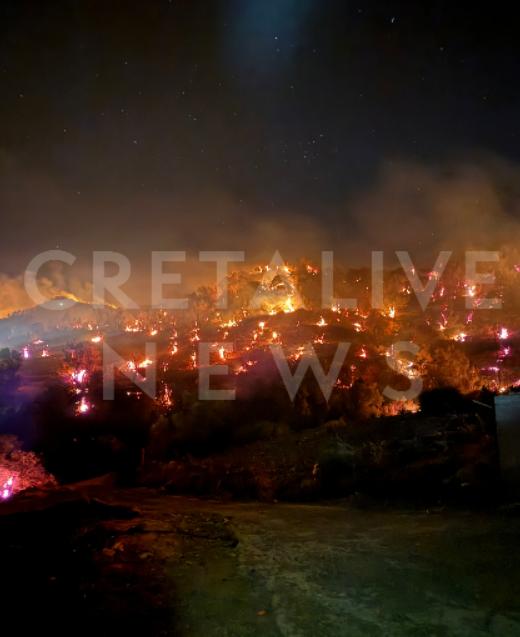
0;435;57;499
338;380;384;420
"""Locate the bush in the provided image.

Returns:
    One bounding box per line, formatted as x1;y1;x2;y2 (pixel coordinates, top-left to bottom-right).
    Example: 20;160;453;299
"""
318;441;357;495
148;416;174;462
419;387;468;415
0;435;57;498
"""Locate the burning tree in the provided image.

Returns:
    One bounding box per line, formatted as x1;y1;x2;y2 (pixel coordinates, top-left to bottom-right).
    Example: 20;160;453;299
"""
416;344;480;392
188;285;218;324
342;379;384;420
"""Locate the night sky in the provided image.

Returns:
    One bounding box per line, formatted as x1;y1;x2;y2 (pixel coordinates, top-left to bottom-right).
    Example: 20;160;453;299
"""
1;0;520;306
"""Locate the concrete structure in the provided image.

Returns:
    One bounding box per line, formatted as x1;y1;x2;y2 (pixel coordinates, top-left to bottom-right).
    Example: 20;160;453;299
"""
494;395;520;493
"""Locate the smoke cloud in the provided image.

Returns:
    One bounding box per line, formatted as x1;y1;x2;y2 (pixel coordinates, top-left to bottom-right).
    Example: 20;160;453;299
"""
2;151;520;315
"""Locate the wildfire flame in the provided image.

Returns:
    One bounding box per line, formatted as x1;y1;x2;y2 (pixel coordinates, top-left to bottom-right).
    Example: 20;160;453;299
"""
160;383;173;408
125;321;143;332
126;358;153;371
77;396;90;414
235;360;258;374
221;319;237;328
293;346;305;360
1;476;14;499
284;299;295;313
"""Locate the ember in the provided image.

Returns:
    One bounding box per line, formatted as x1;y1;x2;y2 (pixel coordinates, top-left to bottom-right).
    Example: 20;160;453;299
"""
221;319;237;328
73;369;87;383
77;396;90;414
1;475;14;499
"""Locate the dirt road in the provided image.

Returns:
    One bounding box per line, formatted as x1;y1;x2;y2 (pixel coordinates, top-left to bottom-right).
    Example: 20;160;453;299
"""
113;492;520;637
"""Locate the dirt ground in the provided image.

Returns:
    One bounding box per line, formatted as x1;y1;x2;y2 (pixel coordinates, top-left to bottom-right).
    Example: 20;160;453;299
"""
2;487;520;637
112;490;520;637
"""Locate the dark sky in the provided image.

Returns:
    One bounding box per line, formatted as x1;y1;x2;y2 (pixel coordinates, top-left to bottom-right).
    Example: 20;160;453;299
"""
1;0;520;303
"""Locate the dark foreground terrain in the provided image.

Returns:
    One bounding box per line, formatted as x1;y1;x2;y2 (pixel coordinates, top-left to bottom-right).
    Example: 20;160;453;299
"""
1;484;520;637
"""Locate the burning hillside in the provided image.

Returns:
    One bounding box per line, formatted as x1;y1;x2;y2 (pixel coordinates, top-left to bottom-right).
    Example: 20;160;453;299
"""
5;253;520;401
0;252;516;491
